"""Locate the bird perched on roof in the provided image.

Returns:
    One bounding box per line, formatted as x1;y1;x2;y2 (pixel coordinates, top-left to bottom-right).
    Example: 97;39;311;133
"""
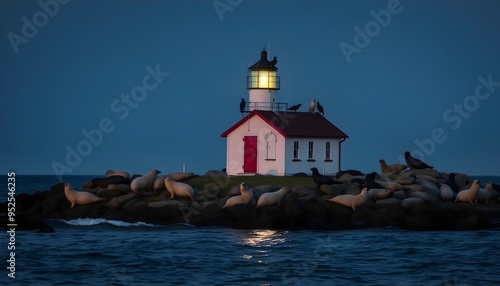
269;56;277;67
310;167;341;189
379;159;408;174
309;99;316;114
287;104;301;112
240;98;246;113
404;151;434;169
316;101;324;115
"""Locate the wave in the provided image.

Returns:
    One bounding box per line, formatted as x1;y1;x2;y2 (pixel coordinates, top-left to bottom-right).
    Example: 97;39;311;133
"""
58;218;161;228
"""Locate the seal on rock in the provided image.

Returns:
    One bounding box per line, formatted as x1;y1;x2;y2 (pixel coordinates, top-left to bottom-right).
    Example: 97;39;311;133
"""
326;188;368;211
454;180;480;204
442;173;458;192
477;187;492;204
91;175;129;188
130;170;161;193
364;172;383;189
404;151;433;170
153;176;167;193
164;177;195;201
310;167;340;188
105;170;131;180
222;182;254;209
379;159;408;174
256;187;291;208
63;183;106;208
367;189;393;200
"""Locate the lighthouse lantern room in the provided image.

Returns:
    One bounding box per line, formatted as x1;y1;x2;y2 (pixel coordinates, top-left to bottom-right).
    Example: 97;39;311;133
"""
245;49;286;111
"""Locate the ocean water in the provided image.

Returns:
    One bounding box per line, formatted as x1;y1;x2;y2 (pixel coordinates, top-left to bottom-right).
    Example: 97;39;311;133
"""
1;175;500;285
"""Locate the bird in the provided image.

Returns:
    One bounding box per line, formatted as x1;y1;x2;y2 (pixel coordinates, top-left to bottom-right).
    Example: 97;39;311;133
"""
240;98;246;113
269;56;277;67
442;173;458;192
310;167;341;189
309;99;316;114
404;151;434;169
379;159;408;174
287;104;301;112
316;101;324;115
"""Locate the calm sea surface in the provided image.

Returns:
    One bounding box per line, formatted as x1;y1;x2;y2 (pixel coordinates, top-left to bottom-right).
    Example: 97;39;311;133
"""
1;175;500;285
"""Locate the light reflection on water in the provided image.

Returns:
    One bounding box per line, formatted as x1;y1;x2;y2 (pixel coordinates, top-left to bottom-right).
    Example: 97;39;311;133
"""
239;229;288;262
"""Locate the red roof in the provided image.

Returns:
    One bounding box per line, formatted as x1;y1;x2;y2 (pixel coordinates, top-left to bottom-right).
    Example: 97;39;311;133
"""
221;110;348;138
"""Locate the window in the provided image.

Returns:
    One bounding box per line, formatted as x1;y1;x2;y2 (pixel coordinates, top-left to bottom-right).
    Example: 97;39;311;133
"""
308;141;314;159
293;141;299;159
325;142;331;159
265;132;276;160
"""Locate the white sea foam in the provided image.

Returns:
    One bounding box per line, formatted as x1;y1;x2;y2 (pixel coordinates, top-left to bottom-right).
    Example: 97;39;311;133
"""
61;218;160;227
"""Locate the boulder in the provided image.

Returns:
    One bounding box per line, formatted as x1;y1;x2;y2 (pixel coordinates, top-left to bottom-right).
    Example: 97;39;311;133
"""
401;168;440;178
165;172;198;182
401;197;425;209
409;191;440;204
392;190;408;200
416;175;438;184
394;175;416;185
375;181;403;191
291;186;317;197
204;170;227;178
106;193;138;210
318;184;346;196
440;184;455;202
375;198;402;209
368;189;393;200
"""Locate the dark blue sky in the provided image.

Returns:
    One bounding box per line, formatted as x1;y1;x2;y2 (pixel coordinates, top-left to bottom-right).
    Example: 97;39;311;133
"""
1;0;499;176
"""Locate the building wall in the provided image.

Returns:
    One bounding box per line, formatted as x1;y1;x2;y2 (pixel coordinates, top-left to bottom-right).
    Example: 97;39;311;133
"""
248;89;278;111
284;138;341;175
225;115;286;176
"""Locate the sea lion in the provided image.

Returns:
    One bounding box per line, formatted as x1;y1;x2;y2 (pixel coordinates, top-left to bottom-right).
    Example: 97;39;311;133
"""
477;187;492;204
63;183;106;208
310;167;340;188
404;151;434;169
367;189;393;200
222;182;254;209
454;180;480;204
325;188;368;211
130;170;161;193
379;159;408;174
153;176;167;193
105;170;131;180
91;175;129;188
164;177;195;201
256;187;291;208
364;172;383;189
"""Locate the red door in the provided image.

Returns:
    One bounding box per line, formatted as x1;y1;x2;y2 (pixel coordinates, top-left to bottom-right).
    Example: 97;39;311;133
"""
244;136;257;173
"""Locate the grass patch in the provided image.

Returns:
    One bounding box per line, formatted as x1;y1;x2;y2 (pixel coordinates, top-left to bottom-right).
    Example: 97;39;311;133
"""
186;175;315;197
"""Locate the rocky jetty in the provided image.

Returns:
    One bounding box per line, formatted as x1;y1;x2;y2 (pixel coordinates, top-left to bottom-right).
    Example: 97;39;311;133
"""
2;169;500;232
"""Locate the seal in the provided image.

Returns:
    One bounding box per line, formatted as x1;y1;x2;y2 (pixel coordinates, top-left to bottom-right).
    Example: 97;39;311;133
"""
477;187;491;204
404;151;434;169
256;187;291;208
454;180;479;204
439;184;455;202
442;173;458;192
367;188;393;200
310;167;340;189
91;175;129;188
105;170;131;180
379;159;408;174
153;176;167;193
63;183;106;208
325;188;368;211
130;169;161;193
364;172;383;189
222;182;254;209
164;177;195;201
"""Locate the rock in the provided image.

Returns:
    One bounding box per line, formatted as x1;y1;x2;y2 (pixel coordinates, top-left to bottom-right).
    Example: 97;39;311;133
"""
148;200;190;212
106;193;137;210
344;185;362;195
405;184;424;194
454;216;483;230
298;194;317;203
416;179;440;197
40;193;65;214
416;175;438;184
375;198;402;209
409;191;440;204
82;181;94;188
251;185;280;199
228;184;243;196
291;172;308;177
440;184;455;202
291;186;316;197
454;173;469;189
401;197;425;209
108;184;132;193
368;189;393;200
50;183;65;195
318;184;346;196
401;169;440;178
336;173;354;182
374;206;405;228
375;181;403;191
392;190;408;200
91;175;129;188
394;175;416;185
15;193;37;211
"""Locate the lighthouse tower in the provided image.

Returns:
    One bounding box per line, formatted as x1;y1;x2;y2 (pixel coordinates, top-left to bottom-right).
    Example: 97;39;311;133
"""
246;49;283;111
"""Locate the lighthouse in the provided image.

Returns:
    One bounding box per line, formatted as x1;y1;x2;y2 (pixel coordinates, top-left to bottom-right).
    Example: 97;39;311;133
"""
245;49;285;111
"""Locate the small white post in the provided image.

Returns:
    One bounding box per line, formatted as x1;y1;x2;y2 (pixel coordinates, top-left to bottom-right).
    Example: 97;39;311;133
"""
182;163;186;173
